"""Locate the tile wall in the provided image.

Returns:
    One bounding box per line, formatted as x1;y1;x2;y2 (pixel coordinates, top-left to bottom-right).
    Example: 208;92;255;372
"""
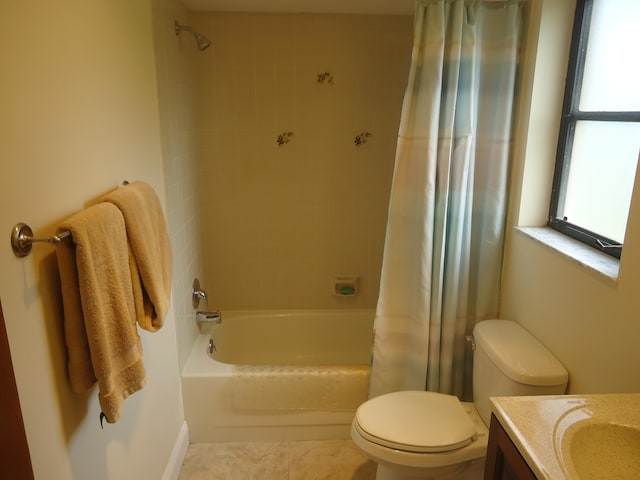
152;0;206;367
192;12;413;309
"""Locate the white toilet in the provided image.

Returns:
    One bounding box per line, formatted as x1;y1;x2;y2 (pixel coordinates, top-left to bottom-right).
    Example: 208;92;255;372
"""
351;320;569;480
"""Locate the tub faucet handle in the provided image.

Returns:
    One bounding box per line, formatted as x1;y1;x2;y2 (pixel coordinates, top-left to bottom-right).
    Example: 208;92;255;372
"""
192;278;209;309
195;289;208;306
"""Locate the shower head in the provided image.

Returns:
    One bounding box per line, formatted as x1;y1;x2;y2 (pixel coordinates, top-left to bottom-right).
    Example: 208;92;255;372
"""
174;20;212;51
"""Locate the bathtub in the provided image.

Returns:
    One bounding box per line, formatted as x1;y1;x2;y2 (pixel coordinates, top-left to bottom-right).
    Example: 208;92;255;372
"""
181;309;374;442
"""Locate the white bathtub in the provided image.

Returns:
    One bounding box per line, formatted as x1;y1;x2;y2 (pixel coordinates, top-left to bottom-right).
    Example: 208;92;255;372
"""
182;309;374;442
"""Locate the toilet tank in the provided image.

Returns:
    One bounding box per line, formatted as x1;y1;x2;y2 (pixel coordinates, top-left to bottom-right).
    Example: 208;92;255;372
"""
472;320;568;426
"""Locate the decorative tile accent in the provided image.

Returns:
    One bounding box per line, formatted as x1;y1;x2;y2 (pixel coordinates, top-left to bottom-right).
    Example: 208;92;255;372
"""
316;72;334;85
354;131;372;146
276;131;295;146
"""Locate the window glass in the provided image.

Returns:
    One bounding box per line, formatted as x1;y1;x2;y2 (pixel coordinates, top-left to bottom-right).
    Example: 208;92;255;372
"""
579;0;640;112
562;121;640;243
549;0;640;257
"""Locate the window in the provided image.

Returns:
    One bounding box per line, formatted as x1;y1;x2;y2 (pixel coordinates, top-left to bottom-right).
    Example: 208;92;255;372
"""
549;0;640;259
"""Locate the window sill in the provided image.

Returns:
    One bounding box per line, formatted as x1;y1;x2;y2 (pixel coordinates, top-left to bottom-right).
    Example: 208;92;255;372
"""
515;226;619;283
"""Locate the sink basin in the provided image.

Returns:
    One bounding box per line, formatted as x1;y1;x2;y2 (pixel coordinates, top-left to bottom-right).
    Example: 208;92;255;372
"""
492;394;640;480
563;421;640;480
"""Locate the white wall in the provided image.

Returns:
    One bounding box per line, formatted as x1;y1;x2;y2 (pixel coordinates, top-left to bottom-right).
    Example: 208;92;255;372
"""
0;1;184;478
501;0;640;394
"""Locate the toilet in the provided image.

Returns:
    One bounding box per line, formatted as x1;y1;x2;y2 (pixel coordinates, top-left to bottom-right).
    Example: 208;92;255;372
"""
351;320;569;480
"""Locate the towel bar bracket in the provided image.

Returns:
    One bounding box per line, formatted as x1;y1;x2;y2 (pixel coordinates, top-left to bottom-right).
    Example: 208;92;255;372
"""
11;181;128;258
11;223;71;258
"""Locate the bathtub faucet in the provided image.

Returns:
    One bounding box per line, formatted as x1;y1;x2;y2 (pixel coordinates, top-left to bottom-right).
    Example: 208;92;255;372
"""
196;310;222;325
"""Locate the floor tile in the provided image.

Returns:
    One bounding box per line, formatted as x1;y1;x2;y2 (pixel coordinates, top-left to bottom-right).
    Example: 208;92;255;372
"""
289;440;376;480
178;440;377;480
179;442;289;480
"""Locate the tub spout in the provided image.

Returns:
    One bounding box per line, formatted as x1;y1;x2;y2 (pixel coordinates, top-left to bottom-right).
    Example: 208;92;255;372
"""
196;310;222;325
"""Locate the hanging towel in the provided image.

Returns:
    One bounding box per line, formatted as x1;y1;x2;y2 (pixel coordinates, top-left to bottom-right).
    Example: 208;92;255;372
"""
56;203;146;424
103;181;173;332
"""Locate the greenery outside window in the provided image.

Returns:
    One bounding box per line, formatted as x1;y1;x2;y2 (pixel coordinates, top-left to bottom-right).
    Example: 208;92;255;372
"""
548;0;640;259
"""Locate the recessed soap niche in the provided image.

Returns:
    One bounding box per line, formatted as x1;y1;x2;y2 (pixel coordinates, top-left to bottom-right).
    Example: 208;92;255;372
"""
333;275;358;296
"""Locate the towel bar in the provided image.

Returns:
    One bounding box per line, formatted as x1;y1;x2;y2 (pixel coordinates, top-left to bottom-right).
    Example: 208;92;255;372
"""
11;223;71;258
10;181;130;258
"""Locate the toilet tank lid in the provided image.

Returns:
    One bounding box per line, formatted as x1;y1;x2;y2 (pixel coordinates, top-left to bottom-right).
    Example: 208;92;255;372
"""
473;320;568;386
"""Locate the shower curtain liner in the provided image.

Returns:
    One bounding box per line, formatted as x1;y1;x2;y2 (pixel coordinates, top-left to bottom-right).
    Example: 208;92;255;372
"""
369;0;522;400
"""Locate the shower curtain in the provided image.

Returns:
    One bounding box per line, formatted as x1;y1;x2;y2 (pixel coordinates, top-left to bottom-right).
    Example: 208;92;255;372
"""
369;0;521;400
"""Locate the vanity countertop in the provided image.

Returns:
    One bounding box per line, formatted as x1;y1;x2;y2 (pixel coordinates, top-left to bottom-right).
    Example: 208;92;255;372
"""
490;393;640;480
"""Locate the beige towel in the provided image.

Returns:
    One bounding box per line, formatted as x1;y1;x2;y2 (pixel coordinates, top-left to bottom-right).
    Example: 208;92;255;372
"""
103;181;173;332
56;203;146;423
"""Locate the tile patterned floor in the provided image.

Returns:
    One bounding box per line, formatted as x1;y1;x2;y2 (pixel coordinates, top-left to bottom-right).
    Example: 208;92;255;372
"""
178;439;377;480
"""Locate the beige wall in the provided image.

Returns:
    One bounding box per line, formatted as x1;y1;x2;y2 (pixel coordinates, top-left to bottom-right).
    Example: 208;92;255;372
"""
501;0;640;394
0;1;184;478
190;12;413;310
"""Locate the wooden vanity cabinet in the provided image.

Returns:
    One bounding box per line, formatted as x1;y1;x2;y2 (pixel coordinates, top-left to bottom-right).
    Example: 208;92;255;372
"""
484;414;537;480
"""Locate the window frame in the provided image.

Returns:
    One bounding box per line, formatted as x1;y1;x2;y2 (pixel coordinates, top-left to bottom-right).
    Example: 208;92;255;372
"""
548;0;640;260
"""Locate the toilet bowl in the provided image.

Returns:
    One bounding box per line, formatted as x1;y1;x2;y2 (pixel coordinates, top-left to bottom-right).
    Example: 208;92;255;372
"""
351;391;488;480
352;320;569;480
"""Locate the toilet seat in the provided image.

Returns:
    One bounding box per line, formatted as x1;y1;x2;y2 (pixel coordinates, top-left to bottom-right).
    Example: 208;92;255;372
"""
354;391;478;453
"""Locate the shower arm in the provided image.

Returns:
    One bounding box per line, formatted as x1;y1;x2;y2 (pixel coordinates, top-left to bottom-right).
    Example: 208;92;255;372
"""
174;20;211;51
174;21;195;36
